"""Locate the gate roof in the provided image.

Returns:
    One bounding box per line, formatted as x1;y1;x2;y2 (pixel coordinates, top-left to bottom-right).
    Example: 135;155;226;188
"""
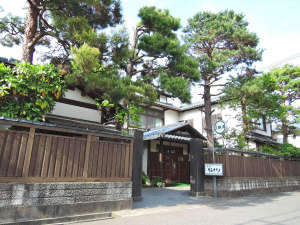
143;122;206;142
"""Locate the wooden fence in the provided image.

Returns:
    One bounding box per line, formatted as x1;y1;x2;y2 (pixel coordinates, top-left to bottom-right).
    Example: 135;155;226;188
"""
0;120;134;182
204;149;300;178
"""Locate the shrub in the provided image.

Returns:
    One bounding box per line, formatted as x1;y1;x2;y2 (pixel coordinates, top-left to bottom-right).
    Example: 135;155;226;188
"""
0;63;66;121
262;143;300;157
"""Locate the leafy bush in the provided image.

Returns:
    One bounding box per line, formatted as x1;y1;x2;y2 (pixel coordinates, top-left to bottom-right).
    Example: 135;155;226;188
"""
151;176;165;188
0;63;66;121
262;143;300;157
142;171;151;186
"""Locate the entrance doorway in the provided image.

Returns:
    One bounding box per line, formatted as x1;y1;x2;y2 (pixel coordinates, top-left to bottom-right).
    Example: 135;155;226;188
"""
148;145;190;184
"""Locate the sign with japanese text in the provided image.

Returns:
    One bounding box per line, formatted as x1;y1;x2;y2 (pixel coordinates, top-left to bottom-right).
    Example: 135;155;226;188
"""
205;163;224;176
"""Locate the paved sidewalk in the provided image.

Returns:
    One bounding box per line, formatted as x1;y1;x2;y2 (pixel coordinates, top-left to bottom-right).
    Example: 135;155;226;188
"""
69;188;300;225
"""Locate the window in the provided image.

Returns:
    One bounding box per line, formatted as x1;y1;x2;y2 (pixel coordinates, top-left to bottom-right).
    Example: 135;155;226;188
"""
253;117;266;131
130;108;164;129
159;95;168;103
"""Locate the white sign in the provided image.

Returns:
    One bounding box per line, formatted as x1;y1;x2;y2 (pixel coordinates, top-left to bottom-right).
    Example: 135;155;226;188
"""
214;120;226;134
205;163;224;176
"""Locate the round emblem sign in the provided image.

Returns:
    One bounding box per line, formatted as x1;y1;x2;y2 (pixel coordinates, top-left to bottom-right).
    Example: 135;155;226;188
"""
214;120;226;134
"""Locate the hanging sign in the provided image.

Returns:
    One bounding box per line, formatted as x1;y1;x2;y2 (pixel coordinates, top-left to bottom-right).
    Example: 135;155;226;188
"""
205;163;224;176
214;120;226;134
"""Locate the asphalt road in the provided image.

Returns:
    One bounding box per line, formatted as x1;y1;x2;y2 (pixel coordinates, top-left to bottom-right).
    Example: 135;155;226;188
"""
70;188;300;225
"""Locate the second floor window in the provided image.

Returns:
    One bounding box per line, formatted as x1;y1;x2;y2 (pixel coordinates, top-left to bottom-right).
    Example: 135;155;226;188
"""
130;108;164;129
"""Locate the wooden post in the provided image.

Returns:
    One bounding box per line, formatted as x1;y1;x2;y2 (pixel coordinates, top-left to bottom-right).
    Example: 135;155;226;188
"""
159;138;163;179
190;138;204;197
225;150;230;177
83;134;92;177
132;130;143;201
22;128;35;176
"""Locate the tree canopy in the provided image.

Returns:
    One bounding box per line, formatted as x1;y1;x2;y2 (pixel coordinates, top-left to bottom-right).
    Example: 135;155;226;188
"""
125;6;200;103
184;10;262;148
65;6;200;126
262;65;300;143
0;0;122;63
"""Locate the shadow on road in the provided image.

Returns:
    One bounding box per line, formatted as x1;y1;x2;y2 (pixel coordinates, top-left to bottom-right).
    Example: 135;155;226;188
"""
134;187;297;211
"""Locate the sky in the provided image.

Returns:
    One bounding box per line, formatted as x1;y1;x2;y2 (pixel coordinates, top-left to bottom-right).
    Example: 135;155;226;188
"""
1;0;300;69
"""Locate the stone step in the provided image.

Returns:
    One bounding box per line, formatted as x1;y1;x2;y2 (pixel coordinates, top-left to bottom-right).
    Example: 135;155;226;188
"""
0;212;112;225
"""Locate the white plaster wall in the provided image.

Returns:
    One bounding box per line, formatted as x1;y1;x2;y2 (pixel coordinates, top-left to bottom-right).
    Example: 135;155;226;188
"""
253;124;272;137
179;109;204;134
64;88;95;104
50;88;101;123
164;110;179;125
51;102;101;123
178;104;244;147
274;134;300;148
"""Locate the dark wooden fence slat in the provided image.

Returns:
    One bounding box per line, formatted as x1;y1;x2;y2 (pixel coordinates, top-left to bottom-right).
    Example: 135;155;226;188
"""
77;141;84;177
47;136;58;177
54;137;64;177
96;141;103;177
101;142;108;177
7;133;22;176
0;132;15;176
115;144;122;177
106;143;114;178
83;135;92;177
29;135;40;176
16;133;28;176
72;140;80;177
22;128;35;177
41;136;52;177
60;138;69;177
66;139;75;177
92;140;100;178
129;141;134;178
34;135;46;177
111;143;117;177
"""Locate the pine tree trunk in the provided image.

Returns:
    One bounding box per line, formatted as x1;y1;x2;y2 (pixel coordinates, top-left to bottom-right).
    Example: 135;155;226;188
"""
281;96;288;144
204;78;213;148
21;1;38;63
282;119;288;144
126;27;138;77
241;97;248;137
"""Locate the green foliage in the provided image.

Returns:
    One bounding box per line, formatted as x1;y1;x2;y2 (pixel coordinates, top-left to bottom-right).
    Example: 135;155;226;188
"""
222;68;282;136
184;10;262;147
0;12;24;47
151;176;165;188
142;171;151;186
262;143;300;158
0;0;122;62
260;65;300;142
66;44;153;126
184;10;262;79
114;105;144;128
0;63;65;121
126;6;200;103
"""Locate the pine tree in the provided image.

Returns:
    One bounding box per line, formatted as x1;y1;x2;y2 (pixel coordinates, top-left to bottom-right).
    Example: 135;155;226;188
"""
184;10;262;148
264;65;300;143
125;6;200;103
0;0;122;63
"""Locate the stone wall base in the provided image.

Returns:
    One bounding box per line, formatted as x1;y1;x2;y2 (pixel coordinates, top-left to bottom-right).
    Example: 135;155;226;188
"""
204;177;300;197
0;182;132;223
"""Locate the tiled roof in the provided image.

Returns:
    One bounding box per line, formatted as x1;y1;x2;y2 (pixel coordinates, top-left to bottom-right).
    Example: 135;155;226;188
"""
154;96;222;112
0;116;133;138
143;122;206;141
